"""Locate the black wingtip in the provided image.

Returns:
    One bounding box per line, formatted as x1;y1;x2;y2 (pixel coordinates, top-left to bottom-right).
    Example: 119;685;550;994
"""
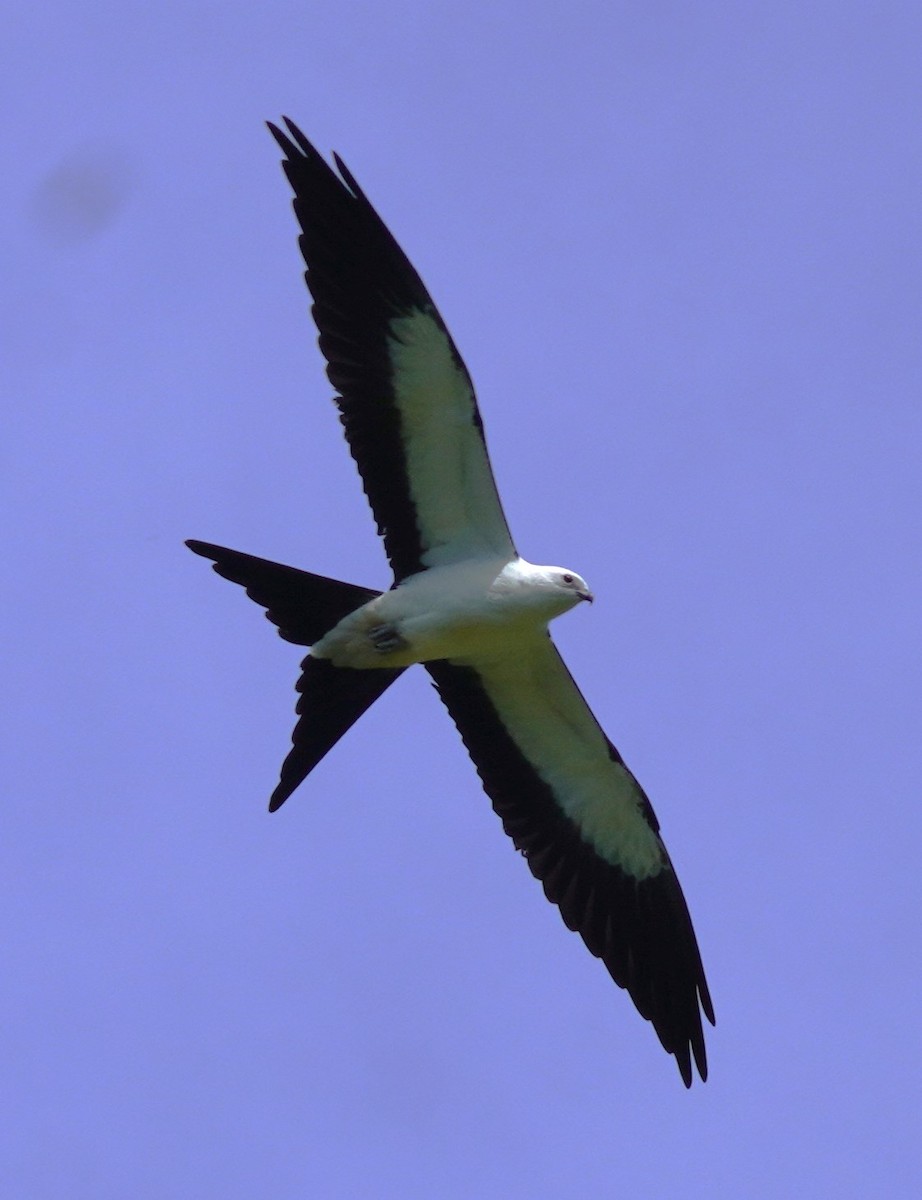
267;119;361;202
266;119;288;152
268;778;293;812
185;538;233;571
266;117;311;159
331;151;364;200
282;116;315;157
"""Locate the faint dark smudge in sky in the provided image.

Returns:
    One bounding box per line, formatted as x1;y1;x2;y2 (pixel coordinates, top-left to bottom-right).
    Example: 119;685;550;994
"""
29;147;134;243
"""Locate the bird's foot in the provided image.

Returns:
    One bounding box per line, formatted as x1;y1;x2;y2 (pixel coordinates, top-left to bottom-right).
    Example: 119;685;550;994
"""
367;623;407;654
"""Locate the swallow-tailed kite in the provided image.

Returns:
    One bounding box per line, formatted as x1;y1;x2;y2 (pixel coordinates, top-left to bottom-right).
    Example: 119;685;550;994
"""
188;118;715;1086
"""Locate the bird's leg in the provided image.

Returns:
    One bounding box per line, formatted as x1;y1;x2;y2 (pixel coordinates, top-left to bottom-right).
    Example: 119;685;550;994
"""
367;622;408;654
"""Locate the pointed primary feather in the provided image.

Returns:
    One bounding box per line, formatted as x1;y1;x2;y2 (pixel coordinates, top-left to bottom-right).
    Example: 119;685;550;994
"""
426;638;714;1087
267;119;516;581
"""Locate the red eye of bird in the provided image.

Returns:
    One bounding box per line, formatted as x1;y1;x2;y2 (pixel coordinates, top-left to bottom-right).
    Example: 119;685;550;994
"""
563;573;574;584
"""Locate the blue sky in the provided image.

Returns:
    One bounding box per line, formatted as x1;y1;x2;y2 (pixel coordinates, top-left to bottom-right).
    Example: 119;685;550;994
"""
4;3;921;1195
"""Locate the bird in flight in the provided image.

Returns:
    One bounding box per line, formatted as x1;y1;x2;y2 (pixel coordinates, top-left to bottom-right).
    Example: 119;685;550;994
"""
188;118;715;1086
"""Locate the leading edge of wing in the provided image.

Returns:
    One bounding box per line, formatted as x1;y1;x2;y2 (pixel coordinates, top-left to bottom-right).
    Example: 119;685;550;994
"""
425;640;714;1087
267;118;516;581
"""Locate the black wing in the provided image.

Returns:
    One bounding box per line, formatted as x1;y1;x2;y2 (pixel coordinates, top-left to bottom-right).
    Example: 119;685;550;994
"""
426;641;714;1087
269;119;515;582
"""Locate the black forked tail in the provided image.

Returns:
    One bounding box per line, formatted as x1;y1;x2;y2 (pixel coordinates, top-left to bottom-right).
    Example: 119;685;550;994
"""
186;540;404;808
268;657;403;811
186;539;379;646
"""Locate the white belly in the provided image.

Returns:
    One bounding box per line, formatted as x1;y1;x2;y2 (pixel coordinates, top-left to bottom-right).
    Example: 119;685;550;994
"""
311;556;525;668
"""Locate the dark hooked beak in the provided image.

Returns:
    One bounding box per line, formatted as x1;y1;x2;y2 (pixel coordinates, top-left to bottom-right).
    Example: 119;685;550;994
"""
577;590;594;604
